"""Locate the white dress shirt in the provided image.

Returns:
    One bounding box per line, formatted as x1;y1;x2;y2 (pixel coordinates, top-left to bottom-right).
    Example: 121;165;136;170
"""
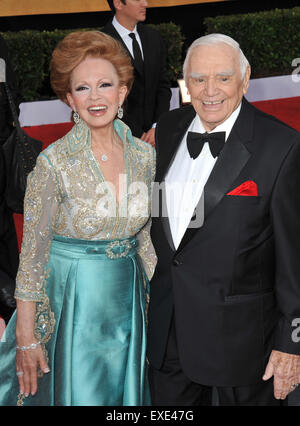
112;16;144;60
165;104;241;249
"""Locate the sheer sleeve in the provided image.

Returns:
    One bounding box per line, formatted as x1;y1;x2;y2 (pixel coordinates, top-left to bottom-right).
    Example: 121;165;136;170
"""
15;154;62;302
137;218;157;281
137;144;157;281
137;218;156;324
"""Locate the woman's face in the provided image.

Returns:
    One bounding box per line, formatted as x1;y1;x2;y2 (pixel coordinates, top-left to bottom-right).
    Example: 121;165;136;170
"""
67;56;127;131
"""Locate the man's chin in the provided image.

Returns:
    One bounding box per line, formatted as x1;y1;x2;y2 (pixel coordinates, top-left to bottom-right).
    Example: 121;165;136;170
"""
139;13;147;21
195;112;225;129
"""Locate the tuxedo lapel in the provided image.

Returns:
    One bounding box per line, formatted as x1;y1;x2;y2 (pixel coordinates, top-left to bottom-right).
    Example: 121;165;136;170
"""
103;21;143;75
156;106;195;183
204;98;254;219
160;186;176;252
177;98;254;253
103;22;131;57
156;106;195;251
203;129;251;218
136;24;148;79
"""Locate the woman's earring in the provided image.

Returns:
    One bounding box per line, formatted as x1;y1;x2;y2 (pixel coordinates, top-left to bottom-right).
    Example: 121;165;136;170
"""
73;110;80;124
117;105;123;119
72;109;87;143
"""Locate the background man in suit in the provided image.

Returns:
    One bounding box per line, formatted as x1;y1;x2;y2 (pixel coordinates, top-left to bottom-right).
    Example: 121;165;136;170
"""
147;33;300;406
103;0;171;146
0;37;22;323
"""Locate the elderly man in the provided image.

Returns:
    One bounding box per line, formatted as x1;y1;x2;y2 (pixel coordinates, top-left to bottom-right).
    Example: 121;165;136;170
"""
147;33;300;406
103;0;171;146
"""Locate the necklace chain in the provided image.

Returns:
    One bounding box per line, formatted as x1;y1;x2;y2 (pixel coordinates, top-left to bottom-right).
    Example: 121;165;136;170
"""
98;132;120;162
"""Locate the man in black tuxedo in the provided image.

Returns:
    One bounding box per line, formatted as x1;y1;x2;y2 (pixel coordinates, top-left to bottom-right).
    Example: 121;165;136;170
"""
147;33;300;406
103;0;171;146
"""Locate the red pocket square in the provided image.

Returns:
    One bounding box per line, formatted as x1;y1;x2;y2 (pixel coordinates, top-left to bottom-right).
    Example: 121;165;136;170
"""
227;180;258;196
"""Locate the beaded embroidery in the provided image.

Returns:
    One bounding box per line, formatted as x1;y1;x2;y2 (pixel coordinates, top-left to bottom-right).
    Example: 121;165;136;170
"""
14;119;156;406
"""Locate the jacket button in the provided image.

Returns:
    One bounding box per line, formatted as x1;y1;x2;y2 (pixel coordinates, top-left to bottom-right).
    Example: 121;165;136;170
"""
173;258;182;266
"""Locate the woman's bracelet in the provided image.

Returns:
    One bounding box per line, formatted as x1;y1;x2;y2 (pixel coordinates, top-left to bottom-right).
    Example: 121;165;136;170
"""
16;341;41;351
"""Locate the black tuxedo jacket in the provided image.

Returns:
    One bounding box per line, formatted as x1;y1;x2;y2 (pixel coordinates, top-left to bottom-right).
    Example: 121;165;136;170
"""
147;98;300;386
102;20;171;138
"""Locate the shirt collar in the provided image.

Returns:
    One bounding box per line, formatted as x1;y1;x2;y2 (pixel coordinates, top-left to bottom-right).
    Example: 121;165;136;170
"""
112;16;138;38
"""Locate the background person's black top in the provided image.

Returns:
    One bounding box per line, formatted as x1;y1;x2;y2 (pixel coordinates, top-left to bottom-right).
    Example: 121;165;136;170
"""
0;35;22;322
102;20;171;138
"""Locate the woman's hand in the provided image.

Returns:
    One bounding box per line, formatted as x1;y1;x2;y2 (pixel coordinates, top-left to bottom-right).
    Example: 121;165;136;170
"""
16;341;50;397
15;300;50;397
141;128;155;147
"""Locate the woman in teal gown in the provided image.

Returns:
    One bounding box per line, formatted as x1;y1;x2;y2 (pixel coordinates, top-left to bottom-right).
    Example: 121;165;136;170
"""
0;31;156;406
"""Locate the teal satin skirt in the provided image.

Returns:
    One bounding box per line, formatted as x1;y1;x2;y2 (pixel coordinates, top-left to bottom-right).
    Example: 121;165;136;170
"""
0;235;151;406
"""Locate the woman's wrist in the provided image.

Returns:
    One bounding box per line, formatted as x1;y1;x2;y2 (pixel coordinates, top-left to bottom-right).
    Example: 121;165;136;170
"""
16;341;41;351
15;300;36;345
16;330;36;345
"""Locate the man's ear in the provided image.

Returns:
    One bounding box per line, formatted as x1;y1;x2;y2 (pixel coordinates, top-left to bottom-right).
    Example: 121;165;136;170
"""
242;65;251;95
114;0;124;12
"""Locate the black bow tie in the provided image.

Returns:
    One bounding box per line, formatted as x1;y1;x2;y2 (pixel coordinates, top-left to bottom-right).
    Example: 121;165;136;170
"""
187;131;226;159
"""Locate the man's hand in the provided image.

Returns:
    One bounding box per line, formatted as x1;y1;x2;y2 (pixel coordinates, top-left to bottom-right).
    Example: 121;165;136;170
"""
141;128;155;147
263;350;300;399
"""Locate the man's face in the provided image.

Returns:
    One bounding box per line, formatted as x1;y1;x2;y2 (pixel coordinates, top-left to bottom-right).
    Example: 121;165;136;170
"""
186;43;250;132
116;0;147;23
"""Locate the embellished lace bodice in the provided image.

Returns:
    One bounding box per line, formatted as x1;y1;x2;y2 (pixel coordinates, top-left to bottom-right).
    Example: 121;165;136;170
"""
15;119;156;301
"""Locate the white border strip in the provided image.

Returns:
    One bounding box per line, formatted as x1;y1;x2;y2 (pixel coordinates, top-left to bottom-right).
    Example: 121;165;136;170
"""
19;75;300;127
19;99;72;127
245;74;300;102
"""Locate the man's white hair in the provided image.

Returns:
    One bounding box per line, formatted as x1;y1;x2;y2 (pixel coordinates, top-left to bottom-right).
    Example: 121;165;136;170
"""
183;33;250;82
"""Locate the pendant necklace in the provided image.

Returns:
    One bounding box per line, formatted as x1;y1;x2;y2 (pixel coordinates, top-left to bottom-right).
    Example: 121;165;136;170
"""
100;133;119;162
100;141;113;162
100;132;121;162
